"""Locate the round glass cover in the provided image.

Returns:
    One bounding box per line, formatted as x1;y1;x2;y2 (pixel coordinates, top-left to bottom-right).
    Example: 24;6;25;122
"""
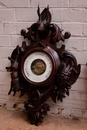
23;51;52;83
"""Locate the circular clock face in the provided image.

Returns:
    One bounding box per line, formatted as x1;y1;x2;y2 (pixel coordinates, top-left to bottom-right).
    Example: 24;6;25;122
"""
23;51;53;83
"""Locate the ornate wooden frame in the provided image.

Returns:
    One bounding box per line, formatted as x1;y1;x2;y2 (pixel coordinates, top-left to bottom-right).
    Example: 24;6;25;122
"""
6;6;81;125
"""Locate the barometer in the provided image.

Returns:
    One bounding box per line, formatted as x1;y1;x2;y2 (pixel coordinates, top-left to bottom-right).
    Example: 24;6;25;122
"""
23;52;52;83
6;6;80;126
21;46;60;87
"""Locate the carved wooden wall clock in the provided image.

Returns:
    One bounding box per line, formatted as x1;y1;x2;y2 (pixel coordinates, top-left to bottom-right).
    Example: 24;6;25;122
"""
6;5;81;126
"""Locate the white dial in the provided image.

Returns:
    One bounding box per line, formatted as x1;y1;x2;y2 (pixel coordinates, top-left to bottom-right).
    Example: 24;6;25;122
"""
24;51;53;83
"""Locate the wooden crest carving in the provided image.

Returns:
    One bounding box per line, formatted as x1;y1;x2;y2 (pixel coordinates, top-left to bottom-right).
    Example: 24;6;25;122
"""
6;6;81;126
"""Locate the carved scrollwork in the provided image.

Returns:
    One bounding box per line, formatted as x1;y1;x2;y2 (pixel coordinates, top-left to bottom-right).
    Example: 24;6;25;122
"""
6;5;81;125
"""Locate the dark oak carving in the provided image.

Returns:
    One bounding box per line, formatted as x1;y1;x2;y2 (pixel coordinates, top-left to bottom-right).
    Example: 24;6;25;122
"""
6;6;81;126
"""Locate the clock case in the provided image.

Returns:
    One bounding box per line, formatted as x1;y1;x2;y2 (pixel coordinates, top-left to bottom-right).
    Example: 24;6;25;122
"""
6;6;81;126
